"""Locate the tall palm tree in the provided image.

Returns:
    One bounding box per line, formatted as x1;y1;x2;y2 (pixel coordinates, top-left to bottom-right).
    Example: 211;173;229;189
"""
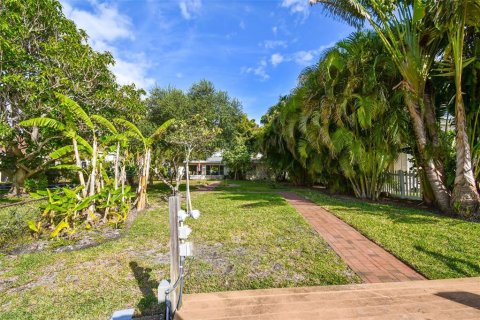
435;0;480;215
310;0;452;212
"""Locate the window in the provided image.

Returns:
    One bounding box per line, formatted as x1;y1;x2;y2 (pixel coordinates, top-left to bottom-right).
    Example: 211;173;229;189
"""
189;165;198;175
206;165;211;175
210;166;219;175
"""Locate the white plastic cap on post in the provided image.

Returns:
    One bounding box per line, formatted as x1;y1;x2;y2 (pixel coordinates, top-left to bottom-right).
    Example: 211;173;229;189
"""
158;279;170;303
189;209;201;219
178;225;192;240
178;210;188;222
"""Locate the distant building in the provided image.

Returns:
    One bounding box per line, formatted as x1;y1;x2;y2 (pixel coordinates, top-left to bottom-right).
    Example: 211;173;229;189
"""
187;151;228;180
389;152;415;173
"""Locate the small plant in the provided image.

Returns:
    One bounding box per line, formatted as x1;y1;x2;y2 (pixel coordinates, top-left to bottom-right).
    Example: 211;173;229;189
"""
96;185;136;226
27;184;136;239
28;186;96;238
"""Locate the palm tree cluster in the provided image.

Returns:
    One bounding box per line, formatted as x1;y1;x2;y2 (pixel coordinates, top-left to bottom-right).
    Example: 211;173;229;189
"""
261;0;480;216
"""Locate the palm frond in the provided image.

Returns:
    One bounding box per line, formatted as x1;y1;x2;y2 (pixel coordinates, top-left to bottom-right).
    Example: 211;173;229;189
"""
49;145;75;160
20;118;66;131
55;93;94;130
114;118;145;142
91;115;118;134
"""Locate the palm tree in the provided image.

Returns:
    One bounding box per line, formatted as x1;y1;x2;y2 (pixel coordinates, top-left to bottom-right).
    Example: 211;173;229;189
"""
114;118;173;211
298;31;406;199
310;0;452;211
435;0;480;215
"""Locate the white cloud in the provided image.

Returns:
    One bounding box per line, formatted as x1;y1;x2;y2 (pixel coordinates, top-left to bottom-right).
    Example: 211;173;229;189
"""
294;51;314;64
179;0;202;20
263;40;288;49
293;42;335;65
61;0;133;51
61;0;154;90
272;26;278;35
112;54;155;89
239;20;246;30
271;53;284;67
241;59;269;81
281;0;310;15
176;72;183;78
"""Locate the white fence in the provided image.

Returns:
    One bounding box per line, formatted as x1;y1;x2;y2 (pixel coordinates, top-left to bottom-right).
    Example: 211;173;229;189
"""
382;171;422;200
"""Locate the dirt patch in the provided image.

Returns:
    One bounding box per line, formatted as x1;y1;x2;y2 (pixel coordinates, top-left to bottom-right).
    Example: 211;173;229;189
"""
4;272;57;294
4;207;148;256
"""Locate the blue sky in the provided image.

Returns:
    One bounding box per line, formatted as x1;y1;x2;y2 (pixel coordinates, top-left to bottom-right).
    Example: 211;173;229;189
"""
61;0;353;122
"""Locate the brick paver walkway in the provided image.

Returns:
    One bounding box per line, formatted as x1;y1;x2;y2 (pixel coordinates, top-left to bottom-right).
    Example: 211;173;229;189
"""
280;192;425;283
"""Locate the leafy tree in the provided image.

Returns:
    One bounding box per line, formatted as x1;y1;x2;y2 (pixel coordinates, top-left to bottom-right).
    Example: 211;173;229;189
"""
147;81;244;150
0;0;144;195
223;140;252;180
166;116;221;212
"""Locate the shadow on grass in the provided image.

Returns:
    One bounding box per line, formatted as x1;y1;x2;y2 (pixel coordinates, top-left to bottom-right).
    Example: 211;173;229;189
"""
129;261;163;317
414;245;480;276
216;192;288;209
436;292;480;310
309;194;465;226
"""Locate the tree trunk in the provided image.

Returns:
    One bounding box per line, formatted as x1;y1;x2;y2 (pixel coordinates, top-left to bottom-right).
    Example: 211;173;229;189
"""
114;142;120;190
451;92;480;216
405;95;451;212
88;136;98;216
9;167;27;196
121;163;126;202
72;138;87;198
186;149;192;213
450;15;480;216
136;148;150;211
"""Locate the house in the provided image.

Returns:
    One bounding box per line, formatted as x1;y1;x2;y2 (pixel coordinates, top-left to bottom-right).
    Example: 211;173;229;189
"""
187;152;228;180
187;152;268;180
389;152;415;173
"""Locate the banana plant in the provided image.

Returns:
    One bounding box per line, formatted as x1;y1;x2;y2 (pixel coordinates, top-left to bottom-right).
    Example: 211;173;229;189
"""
115;118;174;211
20;93;94;198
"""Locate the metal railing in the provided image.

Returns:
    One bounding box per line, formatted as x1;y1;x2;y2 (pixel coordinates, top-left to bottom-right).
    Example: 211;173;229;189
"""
382;170;422;200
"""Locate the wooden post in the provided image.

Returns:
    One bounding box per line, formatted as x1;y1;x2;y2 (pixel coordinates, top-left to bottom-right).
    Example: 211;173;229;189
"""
169;196;180;311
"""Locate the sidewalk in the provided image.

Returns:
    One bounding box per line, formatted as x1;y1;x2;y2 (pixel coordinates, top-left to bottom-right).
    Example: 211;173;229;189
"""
280;192;425;283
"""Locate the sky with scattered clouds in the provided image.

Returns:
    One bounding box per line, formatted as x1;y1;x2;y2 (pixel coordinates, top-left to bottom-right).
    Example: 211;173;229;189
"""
61;0;353;122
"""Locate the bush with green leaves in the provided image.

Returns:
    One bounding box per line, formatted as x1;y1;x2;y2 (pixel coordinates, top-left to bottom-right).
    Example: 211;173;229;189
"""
24;173;49;192
28;185;135;238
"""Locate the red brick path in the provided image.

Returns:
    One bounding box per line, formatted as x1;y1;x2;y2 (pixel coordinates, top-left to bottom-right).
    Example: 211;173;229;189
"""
280;192;425;283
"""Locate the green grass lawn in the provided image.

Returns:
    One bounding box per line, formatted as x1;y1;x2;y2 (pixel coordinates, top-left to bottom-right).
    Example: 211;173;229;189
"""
0;185;358;320
215;179;292;192
296;188;480;280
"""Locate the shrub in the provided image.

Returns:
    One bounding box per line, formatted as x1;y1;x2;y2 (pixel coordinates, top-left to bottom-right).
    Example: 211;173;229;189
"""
28;185;135;238
24;173;48;192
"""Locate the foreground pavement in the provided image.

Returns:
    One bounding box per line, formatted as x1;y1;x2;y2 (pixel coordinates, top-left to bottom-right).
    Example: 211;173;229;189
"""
176;277;480;319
